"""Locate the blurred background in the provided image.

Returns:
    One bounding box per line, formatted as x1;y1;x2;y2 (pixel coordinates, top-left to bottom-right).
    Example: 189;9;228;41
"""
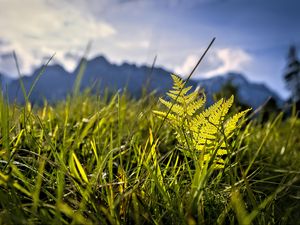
0;0;300;106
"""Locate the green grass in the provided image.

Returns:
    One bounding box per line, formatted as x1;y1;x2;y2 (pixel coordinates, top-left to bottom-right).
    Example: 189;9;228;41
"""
0;86;299;225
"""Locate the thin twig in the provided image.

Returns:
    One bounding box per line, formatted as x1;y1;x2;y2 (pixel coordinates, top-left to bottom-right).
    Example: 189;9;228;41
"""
155;37;216;136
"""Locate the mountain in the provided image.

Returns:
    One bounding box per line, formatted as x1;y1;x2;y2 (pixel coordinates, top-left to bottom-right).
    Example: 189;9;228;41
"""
5;55;196;104
1;55;282;108
7;64;73;104
0;73;3;88
196;73;283;109
0;72;13;90
72;56;182;96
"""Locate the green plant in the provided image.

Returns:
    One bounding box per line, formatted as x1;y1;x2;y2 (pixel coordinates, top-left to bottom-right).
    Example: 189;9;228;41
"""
153;74;250;169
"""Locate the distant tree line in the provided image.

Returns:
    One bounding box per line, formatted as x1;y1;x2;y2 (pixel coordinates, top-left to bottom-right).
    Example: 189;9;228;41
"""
284;45;300;103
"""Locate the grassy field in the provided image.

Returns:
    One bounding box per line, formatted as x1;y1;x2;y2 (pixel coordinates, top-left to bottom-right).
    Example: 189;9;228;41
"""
0;77;300;224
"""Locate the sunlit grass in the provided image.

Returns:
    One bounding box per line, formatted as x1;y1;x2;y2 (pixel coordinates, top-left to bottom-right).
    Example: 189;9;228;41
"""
0;85;299;224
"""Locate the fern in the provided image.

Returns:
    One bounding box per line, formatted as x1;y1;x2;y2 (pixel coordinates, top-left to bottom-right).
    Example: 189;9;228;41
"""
153;74;250;169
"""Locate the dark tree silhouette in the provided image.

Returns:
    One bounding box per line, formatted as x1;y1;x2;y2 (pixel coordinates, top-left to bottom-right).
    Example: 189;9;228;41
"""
284;45;300;102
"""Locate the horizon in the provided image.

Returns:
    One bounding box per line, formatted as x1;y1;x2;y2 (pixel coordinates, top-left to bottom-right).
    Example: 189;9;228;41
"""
1;0;300;99
0;53;284;105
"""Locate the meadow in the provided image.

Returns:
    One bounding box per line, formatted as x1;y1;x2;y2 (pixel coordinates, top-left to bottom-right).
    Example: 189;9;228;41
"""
0;71;300;225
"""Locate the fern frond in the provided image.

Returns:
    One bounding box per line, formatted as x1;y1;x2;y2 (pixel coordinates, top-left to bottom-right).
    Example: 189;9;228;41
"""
169;86;192;96
171;74;185;90
153;74;250;170
202;98;224;118
154;74;205;120
208;96;233;125
224;109;251;137
152;110;180;126
159;98;185;116
186;95;206;116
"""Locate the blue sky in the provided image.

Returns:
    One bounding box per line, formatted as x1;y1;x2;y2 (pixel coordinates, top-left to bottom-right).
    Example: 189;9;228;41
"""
0;0;299;98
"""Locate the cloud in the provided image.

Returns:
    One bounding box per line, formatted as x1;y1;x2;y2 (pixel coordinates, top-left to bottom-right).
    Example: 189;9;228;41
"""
173;51;222;77
0;0;117;75
0;0;297;99
204;48;252;77
116;40;150;49
174;55;199;76
174;48;252;78
0;38;10;47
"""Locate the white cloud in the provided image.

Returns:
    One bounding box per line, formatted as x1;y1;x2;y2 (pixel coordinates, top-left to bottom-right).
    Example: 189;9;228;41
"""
116;40;150;49
0;0;117;75
0;0;288;99
174;48;252;79
204;48;252;77
174;54;199;76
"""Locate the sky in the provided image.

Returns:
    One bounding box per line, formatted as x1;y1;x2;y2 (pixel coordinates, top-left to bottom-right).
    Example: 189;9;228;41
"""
0;0;300;99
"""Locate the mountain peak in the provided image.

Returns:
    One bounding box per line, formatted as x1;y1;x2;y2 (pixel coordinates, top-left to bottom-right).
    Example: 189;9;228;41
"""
226;72;248;86
196;72;282;108
2;55;283;109
32;64;67;76
121;62;137;68
89;55;109;65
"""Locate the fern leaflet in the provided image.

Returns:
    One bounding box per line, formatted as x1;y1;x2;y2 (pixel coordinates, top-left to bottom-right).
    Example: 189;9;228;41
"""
154;74;250;169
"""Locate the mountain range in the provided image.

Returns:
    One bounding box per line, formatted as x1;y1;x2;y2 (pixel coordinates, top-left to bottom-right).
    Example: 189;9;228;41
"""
0;55;282;109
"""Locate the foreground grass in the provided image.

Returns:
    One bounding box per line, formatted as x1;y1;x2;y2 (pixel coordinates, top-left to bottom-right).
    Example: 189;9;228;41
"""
0;89;299;225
